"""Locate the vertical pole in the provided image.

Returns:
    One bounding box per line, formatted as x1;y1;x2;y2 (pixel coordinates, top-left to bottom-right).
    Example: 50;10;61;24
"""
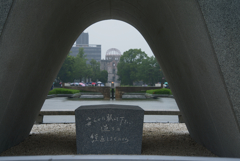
111;88;114;100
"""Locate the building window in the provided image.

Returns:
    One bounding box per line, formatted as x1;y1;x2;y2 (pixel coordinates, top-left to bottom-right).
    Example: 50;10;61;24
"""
109;57;112;59
113;77;115;81
113;69;115;74
115;57;118;60
113;63;115;66
106;57;108;60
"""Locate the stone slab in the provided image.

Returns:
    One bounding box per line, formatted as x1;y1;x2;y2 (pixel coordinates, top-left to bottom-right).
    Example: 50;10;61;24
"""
75;104;144;154
122;95;146;99
80;95;104;99
1;155;239;161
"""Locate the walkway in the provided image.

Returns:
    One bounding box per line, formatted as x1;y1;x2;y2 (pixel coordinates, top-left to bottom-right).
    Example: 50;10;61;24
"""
41;97;179;123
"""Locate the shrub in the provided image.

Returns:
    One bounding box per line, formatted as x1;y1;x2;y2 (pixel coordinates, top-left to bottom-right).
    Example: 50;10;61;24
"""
120;85;133;87
48;88;80;95
146;88;172;95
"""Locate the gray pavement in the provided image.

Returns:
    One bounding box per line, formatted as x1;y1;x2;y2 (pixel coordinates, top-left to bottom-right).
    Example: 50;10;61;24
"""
41;97;179;123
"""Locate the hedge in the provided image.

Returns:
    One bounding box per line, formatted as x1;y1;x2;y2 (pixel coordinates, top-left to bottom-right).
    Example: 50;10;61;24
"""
146;88;172;95
48;88;80;95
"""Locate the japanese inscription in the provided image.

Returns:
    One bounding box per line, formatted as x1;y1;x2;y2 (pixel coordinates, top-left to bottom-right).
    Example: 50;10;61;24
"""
75;104;144;154
84;113;132;144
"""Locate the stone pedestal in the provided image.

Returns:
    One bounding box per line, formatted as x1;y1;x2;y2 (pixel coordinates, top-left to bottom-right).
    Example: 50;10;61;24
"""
75;104;144;154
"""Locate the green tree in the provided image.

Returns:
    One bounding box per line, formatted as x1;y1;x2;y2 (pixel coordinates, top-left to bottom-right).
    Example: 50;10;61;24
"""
57;53;75;82
85;64;93;82
99;70;108;83
117;49;164;86
117;49;148;85
73;48;87;81
89;59;100;82
137;56;163;85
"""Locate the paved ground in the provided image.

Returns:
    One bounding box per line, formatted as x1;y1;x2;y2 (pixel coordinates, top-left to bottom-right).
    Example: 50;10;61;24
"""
0;97;217;157
42;97;179;123
0;123;216;157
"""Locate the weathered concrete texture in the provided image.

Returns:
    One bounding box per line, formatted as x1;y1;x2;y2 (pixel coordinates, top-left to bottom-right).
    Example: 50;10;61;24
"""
0;0;13;36
197;0;240;126
0;0;240;157
144;1;240;157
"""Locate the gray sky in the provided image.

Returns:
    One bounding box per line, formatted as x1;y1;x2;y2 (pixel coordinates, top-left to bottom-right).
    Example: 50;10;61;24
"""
83;20;154;59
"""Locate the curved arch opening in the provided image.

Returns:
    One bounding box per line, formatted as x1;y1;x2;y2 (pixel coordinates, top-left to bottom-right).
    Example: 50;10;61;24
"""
1;1;236;157
30;19;201;156
83;20;154;59
51;18;172;117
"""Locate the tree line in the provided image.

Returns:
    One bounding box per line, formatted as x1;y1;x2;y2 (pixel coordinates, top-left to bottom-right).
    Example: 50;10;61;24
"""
57;48;108;83
117;49;165;86
57;48;164;86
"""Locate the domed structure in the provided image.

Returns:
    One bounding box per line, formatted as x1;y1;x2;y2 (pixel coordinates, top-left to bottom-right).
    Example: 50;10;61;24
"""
106;48;121;56
105;48;121;61
100;48;122;83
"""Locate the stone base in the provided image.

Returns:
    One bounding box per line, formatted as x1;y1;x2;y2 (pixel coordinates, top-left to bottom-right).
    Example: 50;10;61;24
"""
75;104;144;154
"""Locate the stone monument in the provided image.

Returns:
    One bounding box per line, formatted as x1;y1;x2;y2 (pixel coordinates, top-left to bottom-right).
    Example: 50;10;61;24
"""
75;104;144;154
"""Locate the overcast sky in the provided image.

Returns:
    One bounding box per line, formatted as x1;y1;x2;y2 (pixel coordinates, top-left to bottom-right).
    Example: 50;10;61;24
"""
83;20;154;59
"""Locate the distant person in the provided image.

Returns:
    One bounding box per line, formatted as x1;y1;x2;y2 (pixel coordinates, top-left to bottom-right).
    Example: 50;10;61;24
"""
166;84;170;89
50;84;53;90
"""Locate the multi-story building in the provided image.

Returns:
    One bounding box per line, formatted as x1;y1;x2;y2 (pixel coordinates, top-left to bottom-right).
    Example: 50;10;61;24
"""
100;48;121;83
76;32;89;44
70;33;101;64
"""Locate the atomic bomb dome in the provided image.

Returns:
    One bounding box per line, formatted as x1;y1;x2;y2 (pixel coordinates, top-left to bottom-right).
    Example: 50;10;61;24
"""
100;48;122;83
106;48;121;56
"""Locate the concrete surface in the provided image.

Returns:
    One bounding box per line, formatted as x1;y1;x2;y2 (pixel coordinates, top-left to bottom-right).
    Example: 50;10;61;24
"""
0;0;240;157
35;97;181;124
122;95;146;99
0;123;216;157
0;155;238;161
80;95;104;99
41;97;179;123
115;87;162;99
198;0;240;125
0;0;12;36
64;86;111;99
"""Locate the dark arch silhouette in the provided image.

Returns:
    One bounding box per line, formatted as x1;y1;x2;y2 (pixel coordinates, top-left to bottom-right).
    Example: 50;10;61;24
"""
0;0;240;157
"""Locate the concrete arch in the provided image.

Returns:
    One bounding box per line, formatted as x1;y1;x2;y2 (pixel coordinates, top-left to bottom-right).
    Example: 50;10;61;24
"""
0;0;240;157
